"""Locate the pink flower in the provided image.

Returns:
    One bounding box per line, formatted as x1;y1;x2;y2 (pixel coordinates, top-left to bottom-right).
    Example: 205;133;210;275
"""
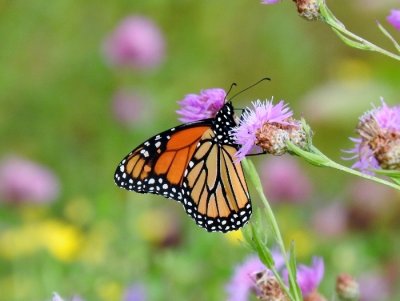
261;0;281;4
358;271;391;301
345;99;400;173
103;16;165;70
387;9;400;31
261;156;313;203
176;88;226;123
312;202;347;238
232;99;297;161
226;256;266;301
283;257;325;298
0;156;60;204
123;283;147;301
112;89;152;127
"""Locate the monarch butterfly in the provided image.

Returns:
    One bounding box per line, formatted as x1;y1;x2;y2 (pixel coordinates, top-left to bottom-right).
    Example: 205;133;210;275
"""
114;101;251;232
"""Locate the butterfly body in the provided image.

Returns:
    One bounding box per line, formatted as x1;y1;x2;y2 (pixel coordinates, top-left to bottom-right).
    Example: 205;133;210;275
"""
114;101;252;232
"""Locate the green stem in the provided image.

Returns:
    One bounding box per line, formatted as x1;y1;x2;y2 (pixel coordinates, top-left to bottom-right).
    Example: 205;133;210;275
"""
310;146;400;191
318;0;400;61
243;158;303;301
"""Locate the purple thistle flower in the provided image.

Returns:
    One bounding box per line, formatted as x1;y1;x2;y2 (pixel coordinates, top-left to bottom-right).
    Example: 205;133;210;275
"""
261;0;281;4
387;9;400;31
261;156;313;203
346;99;400;172
176;88;226;123
103;16;165;70
226;252;286;301
282;257;324;298
226;256;267;301
296;257;324;297
232;99;299;161
112;89;152;128
123;283;147;301
0;156;60;204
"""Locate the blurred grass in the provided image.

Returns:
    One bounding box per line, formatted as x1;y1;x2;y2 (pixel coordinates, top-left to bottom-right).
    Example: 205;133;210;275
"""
1;0;400;300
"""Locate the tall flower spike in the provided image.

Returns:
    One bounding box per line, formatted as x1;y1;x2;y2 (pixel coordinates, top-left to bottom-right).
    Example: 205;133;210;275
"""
233;99;307;161
346;99;400;173
176;88;226;123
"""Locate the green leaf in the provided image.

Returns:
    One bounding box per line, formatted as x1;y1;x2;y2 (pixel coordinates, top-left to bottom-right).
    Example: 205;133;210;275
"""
332;28;371;50
376;21;400;53
287;242;303;300
372;169;400;186
286;141;330;167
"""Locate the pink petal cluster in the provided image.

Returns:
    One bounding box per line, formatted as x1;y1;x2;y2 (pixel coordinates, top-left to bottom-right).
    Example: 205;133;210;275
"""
0;156;60;204
176;88;226;123
387;9;400;31
103;16;165;70
232;99;294;161
261;0;281;4
226;256;267;301
226;253;324;301
261;156;313;203
112;89;151;127
123;283;147;301
295;257;325;297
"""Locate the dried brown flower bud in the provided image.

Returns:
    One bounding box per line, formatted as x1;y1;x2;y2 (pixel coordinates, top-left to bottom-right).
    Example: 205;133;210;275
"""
254;271;290;301
336;273;360;301
255;118;307;156
293;0;321;21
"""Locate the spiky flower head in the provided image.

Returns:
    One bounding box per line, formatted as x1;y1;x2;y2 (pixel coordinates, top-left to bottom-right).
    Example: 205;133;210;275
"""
233;99;307;161
293;0;321;21
176;88;226;123
346;99;400;173
255;272;290;301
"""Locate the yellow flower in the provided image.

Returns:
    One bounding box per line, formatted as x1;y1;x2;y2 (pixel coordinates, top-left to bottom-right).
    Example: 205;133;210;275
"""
96;281;122;301
224;229;244;245
0;219;83;262
39;219;83;262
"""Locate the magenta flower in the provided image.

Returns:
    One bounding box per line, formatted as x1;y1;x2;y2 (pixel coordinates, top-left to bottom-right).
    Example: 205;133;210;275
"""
0;156;60;204
176;88;226;123
261;156;313;203
312;202;347;238
261;0;281;4
296;257;324;297
346;99;400;173
232;99;298;161
123;283;147;301
226;252;285;301
282;257;324;298
103;16;165;70
387;9;400;31
112;89;151;127
226;256;268;301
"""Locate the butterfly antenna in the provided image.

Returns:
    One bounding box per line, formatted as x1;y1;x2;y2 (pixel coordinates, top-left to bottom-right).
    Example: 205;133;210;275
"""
224;82;238;101
228;77;271;102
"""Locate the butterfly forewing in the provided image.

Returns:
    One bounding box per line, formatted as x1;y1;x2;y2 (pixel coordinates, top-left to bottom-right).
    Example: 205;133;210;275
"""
114;121;212;201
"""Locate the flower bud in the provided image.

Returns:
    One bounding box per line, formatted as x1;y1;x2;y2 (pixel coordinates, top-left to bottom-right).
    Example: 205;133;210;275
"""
293;0;321;21
255;272;290;301
336;273;360;301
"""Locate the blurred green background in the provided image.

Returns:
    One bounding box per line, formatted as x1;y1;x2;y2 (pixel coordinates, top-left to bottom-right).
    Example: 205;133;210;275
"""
1;0;400;300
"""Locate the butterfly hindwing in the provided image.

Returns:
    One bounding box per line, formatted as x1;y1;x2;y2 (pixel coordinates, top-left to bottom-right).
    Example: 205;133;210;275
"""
180;103;252;232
